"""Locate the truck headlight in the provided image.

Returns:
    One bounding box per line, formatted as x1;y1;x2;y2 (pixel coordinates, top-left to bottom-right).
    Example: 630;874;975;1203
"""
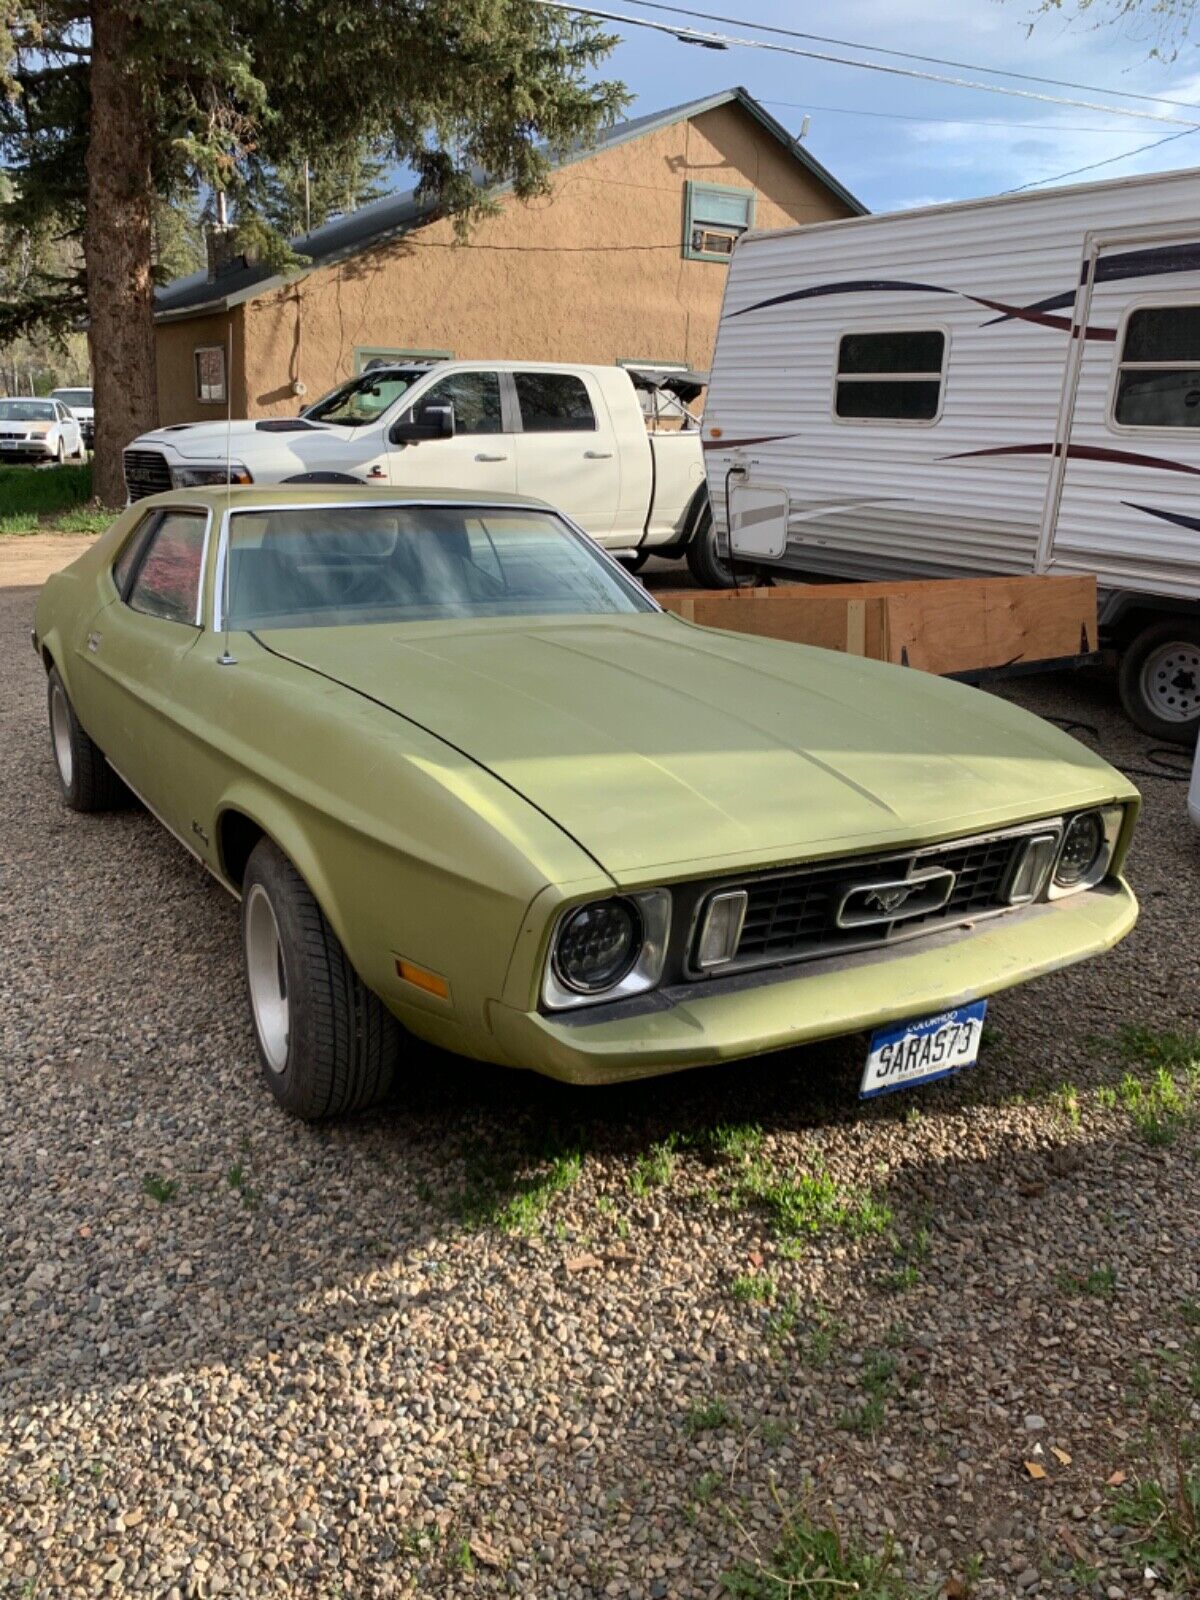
543;890;671;1011
1048;807;1123;898
170;463;253;488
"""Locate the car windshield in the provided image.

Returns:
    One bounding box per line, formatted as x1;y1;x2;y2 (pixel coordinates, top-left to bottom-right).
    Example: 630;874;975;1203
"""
0;400;55;421
223;505;656;630
52;389;91;406
302;368;428;428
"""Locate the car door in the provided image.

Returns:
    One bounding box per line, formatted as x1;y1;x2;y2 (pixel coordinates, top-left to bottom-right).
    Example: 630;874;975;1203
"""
386;369;516;493
54;402;76;456
77;507;211;835
510;371;621;540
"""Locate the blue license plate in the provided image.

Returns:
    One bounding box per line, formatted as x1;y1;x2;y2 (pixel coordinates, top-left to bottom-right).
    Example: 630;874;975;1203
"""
860;1000;987;1099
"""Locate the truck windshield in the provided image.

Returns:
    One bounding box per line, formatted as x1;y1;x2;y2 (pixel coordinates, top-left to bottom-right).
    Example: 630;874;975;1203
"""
223;505;656;629
303;369;427;428
51;389;92;407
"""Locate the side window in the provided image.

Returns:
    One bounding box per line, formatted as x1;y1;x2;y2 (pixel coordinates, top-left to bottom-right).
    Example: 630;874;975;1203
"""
835;331;946;422
514;372;596;433
127;512;208;625
418;371;503;436
684;181;754;262
111;517;157;597
1113;305;1200;428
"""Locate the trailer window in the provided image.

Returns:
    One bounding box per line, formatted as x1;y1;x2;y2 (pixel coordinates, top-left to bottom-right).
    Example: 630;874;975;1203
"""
1114;306;1200;428
835;331;945;422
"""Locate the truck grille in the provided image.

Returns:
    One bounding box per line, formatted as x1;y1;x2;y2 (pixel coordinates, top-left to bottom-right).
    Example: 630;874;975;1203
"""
694;828;1037;976
123;449;172;501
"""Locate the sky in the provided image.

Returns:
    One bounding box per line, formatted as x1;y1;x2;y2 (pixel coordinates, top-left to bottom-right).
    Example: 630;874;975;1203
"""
569;0;1200;212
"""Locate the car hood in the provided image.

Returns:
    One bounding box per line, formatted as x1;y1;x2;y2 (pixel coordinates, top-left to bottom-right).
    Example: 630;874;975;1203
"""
133;419;351;461
258;613;1135;882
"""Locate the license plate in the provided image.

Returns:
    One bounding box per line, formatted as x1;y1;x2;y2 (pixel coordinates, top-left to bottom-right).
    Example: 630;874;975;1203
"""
860;1000;987;1098
0;440;19;448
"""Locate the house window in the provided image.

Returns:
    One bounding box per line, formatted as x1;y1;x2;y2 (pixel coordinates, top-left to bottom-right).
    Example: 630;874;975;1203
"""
684;182;755;262
354;347;453;373
1113;306;1200;428
194;346;227;405
835;330;946;423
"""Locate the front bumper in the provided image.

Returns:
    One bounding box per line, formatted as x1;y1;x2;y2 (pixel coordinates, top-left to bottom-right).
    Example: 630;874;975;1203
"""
0;441;53;460
487;880;1137;1084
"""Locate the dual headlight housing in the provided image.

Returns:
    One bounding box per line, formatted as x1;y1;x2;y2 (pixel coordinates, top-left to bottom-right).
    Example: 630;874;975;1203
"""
169;462;253;488
1046;806;1125;899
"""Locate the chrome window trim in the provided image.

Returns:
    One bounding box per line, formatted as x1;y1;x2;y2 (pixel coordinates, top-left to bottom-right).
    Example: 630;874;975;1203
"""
210;497;660;631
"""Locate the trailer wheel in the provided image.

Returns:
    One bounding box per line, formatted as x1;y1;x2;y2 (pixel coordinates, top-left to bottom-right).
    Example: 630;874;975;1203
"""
1118;618;1200;743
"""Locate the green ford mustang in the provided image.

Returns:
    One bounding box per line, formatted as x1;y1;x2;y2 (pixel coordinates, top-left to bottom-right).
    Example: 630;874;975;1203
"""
33;486;1139;1118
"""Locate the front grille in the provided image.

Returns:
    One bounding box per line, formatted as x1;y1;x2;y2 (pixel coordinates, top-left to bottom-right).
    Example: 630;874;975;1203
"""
123;448;172;500
696;826;1042;976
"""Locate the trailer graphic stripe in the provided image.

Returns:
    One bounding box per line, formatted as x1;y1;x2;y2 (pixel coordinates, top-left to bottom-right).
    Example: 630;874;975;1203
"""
982;239;1200;327
940;442;1200;475
702;433;798;451
1123;500;1200;533
727;279;1114;337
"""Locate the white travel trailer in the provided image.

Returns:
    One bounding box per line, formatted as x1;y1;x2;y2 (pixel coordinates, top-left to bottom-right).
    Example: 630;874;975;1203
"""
702;166;1200;741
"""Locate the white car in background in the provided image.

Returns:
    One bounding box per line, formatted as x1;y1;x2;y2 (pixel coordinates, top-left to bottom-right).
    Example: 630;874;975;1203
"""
0;397;85;464
50;387;94;450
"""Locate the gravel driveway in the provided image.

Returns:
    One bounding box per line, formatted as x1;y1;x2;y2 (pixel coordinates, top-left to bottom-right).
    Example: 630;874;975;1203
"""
1;560;1198;1600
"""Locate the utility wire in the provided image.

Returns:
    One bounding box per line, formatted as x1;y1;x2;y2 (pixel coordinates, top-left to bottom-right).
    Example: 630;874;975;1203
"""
541;0;1200;127
1003;124;1199;191
603;0;1199;114
761;97;1155;135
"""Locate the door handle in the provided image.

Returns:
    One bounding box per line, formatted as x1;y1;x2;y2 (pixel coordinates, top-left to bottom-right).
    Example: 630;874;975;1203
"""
474;452;508;462
584;450;613;459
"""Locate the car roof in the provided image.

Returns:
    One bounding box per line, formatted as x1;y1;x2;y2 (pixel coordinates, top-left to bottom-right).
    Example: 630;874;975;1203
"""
131;484;557;513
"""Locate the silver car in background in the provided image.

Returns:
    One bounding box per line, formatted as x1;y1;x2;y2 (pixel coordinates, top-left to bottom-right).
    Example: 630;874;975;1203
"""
0;397;85;464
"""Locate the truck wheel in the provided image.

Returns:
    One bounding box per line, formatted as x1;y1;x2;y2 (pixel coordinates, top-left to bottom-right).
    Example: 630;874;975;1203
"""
241;838;400;1120
47;668;128;811
685;504;740;590
1119;618;1200;743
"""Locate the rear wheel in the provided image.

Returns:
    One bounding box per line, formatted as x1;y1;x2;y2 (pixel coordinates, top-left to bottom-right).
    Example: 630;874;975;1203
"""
47;667;127;811
684;503;738;589
241;838;400;1120
1118;618;1200;743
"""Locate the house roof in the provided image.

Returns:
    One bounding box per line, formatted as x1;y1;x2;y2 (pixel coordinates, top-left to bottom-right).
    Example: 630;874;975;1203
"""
154;86;866;322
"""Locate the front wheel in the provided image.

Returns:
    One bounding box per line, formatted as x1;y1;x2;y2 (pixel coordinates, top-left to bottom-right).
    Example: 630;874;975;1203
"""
54;438;66;465
1118;618;1200;743
241;838;401;1120
47;667;127;811
684;504;739;590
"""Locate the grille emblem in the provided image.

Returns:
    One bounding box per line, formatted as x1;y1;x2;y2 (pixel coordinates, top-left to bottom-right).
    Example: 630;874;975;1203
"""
837;867;956;929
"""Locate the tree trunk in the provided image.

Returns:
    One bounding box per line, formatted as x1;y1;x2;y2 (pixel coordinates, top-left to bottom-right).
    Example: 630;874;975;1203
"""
85;0;158;507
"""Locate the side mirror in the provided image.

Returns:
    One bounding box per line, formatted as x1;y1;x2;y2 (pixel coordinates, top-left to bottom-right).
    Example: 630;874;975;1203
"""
390;404;455;444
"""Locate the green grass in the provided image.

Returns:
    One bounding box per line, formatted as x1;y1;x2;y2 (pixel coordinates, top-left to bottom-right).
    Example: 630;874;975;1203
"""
447;1137;584;1235
731;1272;777;1304
838;1353;897;1439
1113;1448;1200;1594
1097;1028;1200;1146
725;1509;915;1599
628;1137;678;1196
684;1397;732;1435
0;463;113;533
741;1161;892;1243
1057;1264;1116;1299
141;1173;178;1204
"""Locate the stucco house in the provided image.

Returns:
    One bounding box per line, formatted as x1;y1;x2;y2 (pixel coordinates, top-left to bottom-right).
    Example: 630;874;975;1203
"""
152;87;863;425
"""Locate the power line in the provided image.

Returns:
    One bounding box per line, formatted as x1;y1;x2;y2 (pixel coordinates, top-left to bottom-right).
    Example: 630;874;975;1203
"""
603;0;1198;114
1003;125;1199;191
761;97;1151;135
542;1;1200;127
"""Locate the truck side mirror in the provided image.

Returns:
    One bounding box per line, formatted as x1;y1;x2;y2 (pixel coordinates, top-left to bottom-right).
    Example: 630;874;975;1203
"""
390;404;455;444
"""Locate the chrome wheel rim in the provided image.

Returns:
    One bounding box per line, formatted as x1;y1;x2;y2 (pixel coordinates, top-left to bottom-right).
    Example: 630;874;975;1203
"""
50;684;73;789
245;884;289;1073
1142;641;1200;724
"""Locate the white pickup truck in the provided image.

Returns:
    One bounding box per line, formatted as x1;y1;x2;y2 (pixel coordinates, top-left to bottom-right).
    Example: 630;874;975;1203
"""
123;361;730;583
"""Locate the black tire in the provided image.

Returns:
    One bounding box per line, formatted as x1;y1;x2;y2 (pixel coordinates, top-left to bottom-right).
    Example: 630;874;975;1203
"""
241;838;400;1120
684;503;740;590
47;667;127;811
1118;618;1200;744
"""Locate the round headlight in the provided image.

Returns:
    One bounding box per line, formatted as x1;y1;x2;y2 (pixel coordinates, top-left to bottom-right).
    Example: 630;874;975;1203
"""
1055;811;1106;887
552;898;643;994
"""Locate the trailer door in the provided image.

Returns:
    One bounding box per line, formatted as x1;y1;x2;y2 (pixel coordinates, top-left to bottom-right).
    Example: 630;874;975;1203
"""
1049;238;1200;599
